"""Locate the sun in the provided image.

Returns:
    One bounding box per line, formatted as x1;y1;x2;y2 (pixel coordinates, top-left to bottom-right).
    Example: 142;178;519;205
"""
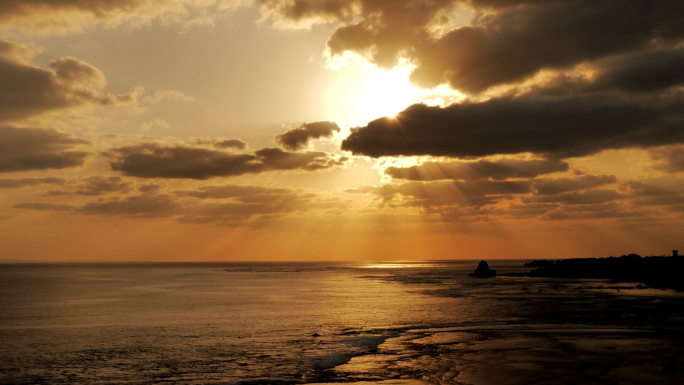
325;59;464;126
326;63;425;125
353;66;424;120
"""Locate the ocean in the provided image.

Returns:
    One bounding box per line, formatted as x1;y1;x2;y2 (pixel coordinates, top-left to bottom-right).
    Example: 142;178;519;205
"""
0;261;682;384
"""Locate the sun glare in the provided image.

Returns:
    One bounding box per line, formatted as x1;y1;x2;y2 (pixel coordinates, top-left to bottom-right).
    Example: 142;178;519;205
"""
353;66;422;121
327;63;426;126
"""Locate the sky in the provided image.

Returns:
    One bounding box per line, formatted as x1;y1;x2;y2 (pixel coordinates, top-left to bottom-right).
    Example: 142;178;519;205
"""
1;0;683;262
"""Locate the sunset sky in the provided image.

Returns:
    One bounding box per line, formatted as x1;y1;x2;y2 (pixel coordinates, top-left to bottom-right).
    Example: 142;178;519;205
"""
1;0;682;262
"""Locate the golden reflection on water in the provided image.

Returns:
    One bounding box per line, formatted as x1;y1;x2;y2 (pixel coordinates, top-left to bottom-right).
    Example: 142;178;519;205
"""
362;262;436;269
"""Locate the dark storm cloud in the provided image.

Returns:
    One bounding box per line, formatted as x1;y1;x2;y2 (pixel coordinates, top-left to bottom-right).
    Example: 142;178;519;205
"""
385;158;568;181
108;143;344;179
276;121;340;150
532;175;617;195
0;177;65;188
0;40;139;123
341;96;684;159
0;126;90;172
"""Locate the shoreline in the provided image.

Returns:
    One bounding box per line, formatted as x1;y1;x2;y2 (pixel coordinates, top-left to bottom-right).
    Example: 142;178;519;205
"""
502;255;684;291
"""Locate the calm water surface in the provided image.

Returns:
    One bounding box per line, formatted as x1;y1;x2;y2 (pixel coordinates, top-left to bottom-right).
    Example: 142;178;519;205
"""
0;261;682;384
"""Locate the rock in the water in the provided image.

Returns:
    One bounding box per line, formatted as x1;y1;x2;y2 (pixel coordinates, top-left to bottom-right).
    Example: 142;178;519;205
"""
469;260;497;278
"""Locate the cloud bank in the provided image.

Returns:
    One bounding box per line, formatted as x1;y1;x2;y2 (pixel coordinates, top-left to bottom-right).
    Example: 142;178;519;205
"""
0;40;140;123
0;126;90;173
107;143;345;179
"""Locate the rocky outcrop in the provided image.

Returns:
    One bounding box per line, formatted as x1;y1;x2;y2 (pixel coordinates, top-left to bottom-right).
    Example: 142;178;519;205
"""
504;255;684;291
469;260;497;278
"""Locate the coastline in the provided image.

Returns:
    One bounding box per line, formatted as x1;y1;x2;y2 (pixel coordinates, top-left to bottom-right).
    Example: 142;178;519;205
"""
503;255;684;291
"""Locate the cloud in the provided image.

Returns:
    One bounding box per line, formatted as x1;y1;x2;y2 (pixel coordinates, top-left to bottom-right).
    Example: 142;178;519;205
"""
180;197;309;224
13;202;74;211
542;203;644;221
108;143;264;179
44;176;132;196
138;183;165;193
0;40;140;123
257;0;359;25
346;172;642;223
261;0;683;94
176;185;342;224
176;184;292;199
408;0;670;93
341;95;684;159
647;145;684;173
255;147;345;171
348;179;532;208
276;121;340;150
107;143;344;179
214;139;247;150
532;175;617;195
0;177;65;188
139;118;170;131
80;194;180;218
523;189;623;205
192;138;248;150
12;183;327;225
619;177;684;208
143;90;195;104
258;1;684;163
0;0;245;35
0;126;90;173
588;47;684;93
385;158;569;181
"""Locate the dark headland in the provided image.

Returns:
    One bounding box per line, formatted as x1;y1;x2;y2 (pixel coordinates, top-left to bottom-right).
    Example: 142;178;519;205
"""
501;253;684;291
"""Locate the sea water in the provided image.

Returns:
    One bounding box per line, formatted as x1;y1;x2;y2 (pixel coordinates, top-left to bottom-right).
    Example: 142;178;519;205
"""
0;261;682;384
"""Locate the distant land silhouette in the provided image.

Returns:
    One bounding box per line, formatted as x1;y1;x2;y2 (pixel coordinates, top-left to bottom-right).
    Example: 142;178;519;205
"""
502;254;684;291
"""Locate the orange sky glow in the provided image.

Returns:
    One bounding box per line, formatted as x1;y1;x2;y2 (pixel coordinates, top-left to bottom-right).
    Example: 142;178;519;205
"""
1;0;682;262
